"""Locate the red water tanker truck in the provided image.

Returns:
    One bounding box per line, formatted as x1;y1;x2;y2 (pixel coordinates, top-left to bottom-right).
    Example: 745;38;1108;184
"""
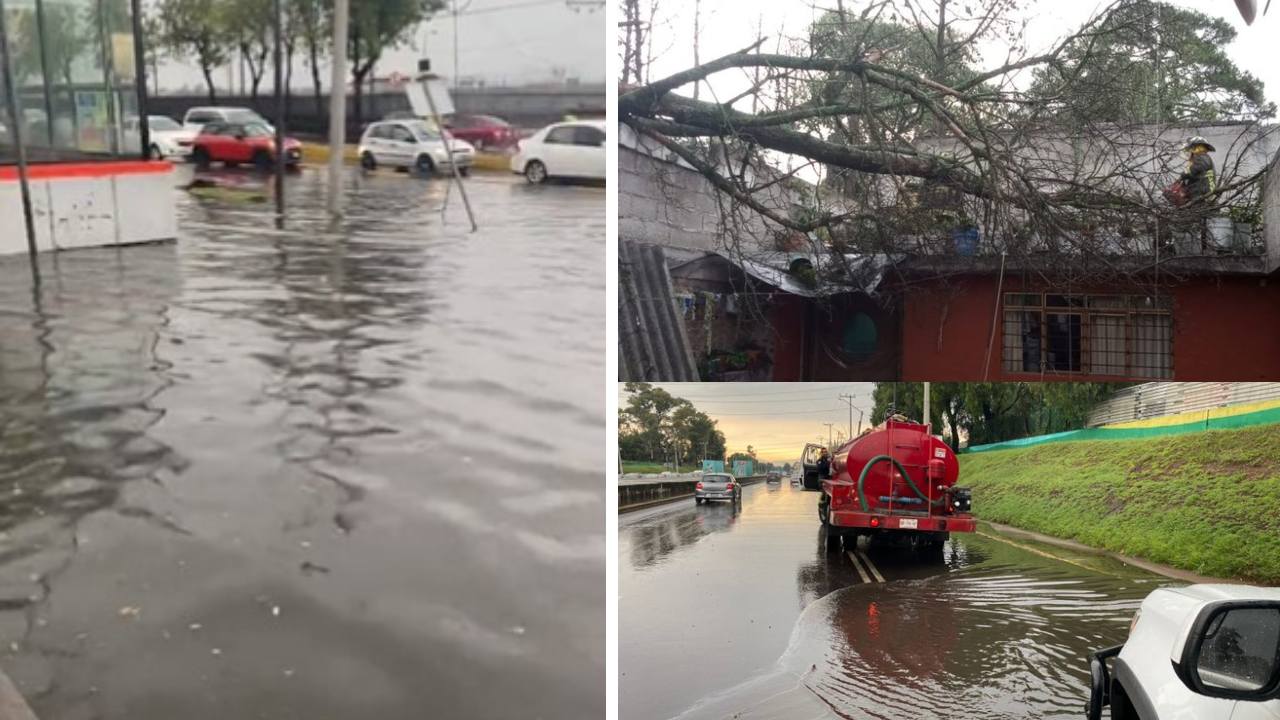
816;418;974;549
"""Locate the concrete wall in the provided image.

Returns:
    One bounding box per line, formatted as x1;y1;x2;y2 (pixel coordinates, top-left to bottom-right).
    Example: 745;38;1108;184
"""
619;476;768;511
1088;382;1280;426
1265;148;1280;273
0;164;176;256
149;84;605;140
618;124;794;252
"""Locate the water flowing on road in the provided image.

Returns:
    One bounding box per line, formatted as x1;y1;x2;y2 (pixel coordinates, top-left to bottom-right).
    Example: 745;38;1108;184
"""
0;168;604;719
621;481;1170;720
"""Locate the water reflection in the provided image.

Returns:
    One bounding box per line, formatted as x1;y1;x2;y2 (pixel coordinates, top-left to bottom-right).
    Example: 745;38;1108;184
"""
629;501;739;569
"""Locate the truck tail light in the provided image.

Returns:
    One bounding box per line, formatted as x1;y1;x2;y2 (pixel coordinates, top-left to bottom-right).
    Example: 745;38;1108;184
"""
870;517;881;528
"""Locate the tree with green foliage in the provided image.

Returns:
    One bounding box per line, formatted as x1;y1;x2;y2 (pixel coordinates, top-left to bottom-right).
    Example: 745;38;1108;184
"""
347;0;445;129
620;383;726;468
156;0;231;101
288;0;328;115
871;382;1129;449
1030;0;1275;124
219;0;273;100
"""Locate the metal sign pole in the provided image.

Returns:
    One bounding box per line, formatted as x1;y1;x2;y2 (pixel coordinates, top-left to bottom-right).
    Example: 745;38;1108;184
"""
422;82;476;231
0;0;39;265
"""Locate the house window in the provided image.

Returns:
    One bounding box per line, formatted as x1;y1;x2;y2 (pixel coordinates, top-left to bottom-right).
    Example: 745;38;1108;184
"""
1002;293;1172;378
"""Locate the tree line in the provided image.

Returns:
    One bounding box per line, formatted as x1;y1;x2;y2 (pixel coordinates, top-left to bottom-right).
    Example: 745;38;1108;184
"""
151;0;444;126
869;382;1130;450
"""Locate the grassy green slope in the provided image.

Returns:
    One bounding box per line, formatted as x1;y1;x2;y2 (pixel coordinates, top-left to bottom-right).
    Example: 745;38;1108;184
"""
960;424;1280;582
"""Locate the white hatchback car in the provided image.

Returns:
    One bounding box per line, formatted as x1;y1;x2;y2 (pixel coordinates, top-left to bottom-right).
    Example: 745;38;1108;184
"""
1089;584;1280;720
358;120;475;176
510;120;605;184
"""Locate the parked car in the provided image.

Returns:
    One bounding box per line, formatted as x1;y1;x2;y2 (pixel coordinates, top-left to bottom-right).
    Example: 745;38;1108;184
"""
357;120;475;176
190;122;301;170
766;472;782;484
445;114;517;150
123;115;195;160
1088;584;1280;720
183;106;273;133
510;120;605;184
695;473;741;505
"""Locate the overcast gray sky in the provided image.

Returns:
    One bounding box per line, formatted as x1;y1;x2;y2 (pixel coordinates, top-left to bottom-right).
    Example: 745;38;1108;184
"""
619;383;878;463
639;0;1280;111
154;0;605;94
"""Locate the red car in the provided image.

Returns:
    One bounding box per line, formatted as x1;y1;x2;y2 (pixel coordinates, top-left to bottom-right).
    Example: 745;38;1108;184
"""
190;121;302;170
444;114;517;150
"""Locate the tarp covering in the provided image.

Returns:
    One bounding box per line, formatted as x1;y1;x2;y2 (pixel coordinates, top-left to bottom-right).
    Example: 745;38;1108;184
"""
966;399;1280;453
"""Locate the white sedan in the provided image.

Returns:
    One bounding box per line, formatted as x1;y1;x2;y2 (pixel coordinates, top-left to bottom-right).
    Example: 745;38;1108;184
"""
1088;584;1280;720
510;120;605;184
123;115;195;160
358;120;475;176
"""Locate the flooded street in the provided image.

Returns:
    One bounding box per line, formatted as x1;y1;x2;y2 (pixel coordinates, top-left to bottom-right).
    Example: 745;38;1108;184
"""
0;168;604;719
621;482;1169;720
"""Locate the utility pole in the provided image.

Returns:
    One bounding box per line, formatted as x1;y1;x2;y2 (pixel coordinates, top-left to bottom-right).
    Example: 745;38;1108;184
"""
326;0;349;216
823;423;834;448
272;0;285;219
838;393;864;438
692;0;700;100
923;381;931;433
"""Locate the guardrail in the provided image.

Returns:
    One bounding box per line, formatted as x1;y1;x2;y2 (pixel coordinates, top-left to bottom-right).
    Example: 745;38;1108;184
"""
619;475;769;512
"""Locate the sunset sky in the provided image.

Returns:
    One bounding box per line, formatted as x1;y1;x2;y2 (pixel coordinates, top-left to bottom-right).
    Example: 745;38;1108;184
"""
619;383;880;464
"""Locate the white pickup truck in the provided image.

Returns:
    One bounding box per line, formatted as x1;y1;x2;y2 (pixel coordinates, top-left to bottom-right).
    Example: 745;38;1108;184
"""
1088;584;1280;719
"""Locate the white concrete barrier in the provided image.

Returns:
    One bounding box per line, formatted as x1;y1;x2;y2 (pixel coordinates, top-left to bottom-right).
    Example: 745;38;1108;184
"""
0;161;177;255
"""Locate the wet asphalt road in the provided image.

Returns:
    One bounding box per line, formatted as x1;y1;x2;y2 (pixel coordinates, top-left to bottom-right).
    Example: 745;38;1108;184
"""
0;168;604;719
620;481;1171;720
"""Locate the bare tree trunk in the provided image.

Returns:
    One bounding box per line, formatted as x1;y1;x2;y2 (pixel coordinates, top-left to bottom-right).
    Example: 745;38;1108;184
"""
308;38;322;117
201;62;218;102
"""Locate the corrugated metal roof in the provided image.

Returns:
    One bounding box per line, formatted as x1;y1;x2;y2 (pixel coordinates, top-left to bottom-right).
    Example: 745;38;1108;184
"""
619;241;700;381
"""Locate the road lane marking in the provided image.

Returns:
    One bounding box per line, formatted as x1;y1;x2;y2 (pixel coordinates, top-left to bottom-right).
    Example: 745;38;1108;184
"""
857;549;886;583
846;551;872;583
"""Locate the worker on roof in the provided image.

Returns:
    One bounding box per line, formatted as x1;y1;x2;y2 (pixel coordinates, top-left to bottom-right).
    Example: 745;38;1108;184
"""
1179;136;1217;201
816;448;832;479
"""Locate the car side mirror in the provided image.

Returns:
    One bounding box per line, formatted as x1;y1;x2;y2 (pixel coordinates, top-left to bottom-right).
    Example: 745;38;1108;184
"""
1174;601;1280;702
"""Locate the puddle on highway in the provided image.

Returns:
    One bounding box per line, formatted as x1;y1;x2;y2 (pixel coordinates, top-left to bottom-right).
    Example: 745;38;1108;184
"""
677;535;1164;720
0;168;604;719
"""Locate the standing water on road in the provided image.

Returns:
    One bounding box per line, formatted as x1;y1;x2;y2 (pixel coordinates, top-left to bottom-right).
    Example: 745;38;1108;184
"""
622;482;1169;720
0;169;604;719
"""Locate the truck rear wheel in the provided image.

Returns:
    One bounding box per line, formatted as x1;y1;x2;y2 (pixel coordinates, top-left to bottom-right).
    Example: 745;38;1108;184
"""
818;494;830;525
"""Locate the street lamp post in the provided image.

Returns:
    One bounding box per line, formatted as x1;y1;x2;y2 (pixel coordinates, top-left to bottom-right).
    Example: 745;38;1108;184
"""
823;423;834;449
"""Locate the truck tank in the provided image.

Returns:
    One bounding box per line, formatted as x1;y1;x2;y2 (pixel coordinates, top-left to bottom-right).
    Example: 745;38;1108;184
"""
820;418;974;549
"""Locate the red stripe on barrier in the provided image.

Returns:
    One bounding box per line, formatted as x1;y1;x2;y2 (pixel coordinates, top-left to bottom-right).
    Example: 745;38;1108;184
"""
0;161;174;181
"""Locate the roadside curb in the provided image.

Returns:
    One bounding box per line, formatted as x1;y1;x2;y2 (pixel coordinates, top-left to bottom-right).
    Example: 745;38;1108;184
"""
980;521;1238;585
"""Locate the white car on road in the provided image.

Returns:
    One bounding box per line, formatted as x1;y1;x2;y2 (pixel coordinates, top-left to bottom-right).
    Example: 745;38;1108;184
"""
123;115;195;160
357;120;475;176
183;106;273;133
510;120;605;184
1089;584;1280;720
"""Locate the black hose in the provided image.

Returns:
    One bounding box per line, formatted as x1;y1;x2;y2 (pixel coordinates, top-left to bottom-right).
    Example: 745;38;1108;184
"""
856;455;943;511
